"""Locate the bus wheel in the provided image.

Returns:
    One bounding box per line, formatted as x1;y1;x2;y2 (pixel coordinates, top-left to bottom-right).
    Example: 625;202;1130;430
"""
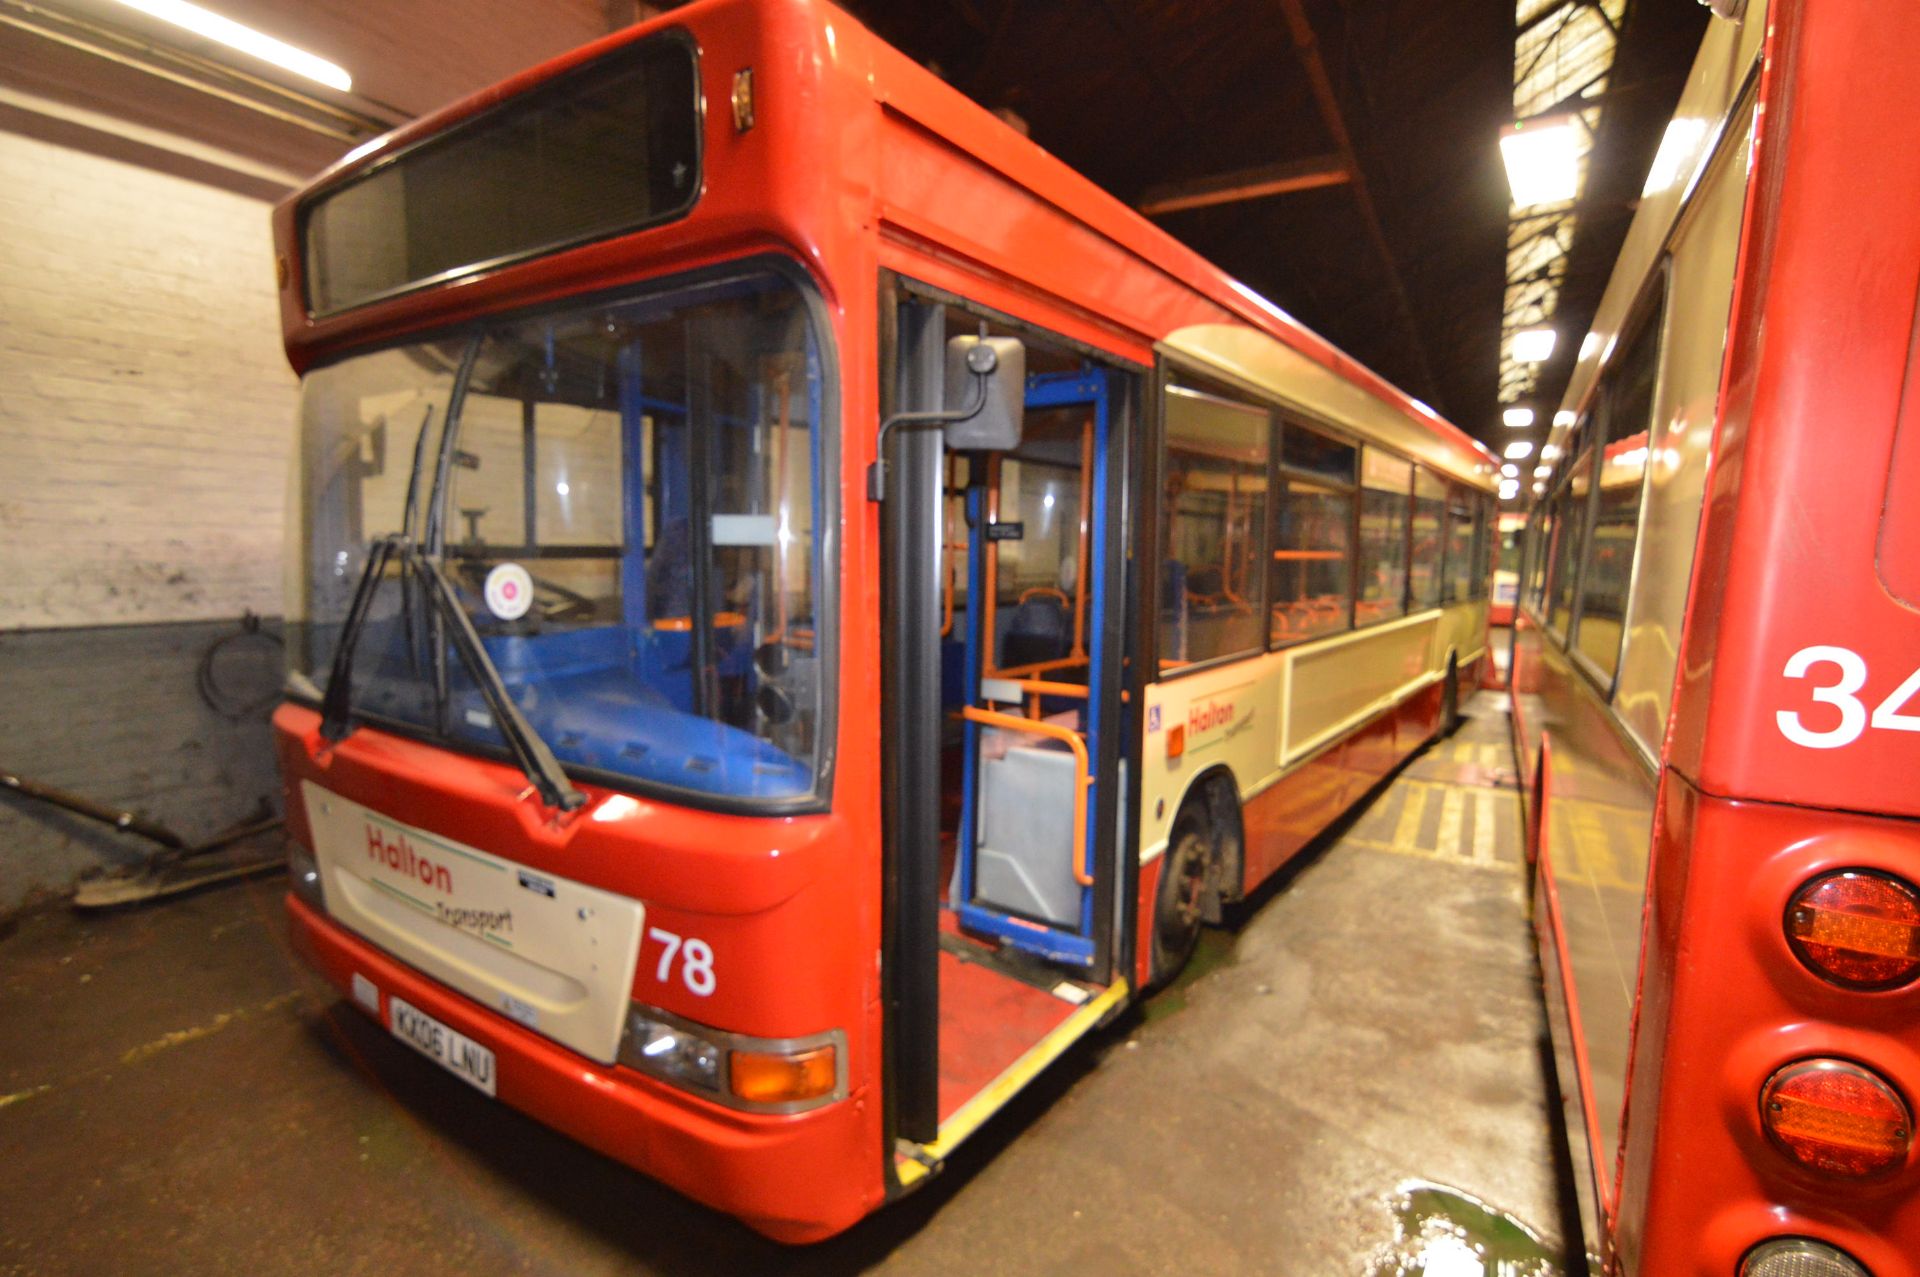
1440;659;1462;737
1150;803;1212;987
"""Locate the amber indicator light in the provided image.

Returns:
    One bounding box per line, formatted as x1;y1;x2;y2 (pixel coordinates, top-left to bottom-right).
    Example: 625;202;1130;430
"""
729;1044;835;1106
1761;1058;1911;1179
1787;870;1920;989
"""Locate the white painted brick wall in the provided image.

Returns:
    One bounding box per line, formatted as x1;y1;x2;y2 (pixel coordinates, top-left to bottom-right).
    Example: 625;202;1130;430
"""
0;129;298;630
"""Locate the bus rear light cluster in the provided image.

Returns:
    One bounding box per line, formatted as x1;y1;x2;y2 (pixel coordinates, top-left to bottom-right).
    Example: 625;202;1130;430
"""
1761;1058;1911;1179
1786;871;1920;990
1740;1237;1871;1277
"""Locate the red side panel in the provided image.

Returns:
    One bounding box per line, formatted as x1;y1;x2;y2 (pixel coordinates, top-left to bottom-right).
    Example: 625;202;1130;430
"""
1670;0;1920;818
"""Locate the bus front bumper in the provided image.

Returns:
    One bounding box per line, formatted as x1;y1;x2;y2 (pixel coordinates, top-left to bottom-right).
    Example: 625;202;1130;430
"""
286;893;876;1243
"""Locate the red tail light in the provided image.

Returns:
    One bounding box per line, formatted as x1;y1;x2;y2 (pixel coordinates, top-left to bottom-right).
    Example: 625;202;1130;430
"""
1761;1058;1911;1179
1786;870;1920;989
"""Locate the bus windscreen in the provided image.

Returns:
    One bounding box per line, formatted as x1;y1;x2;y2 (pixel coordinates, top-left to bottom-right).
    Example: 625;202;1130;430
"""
301;34;701;316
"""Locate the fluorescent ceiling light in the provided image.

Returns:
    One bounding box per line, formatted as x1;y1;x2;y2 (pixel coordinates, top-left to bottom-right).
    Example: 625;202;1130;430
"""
1512;328;1556;363
1500;118;1581;208
1533;466;1552;478
1504;441;1534;460
1579;332;1602;361
1553;410;1576;428
1541;444;1562;461
1499;480;1521;500
1501;463;1519;478
1503;407;1536;429
109;0;352;91
1645;117;1710;196
1532;482;1547;495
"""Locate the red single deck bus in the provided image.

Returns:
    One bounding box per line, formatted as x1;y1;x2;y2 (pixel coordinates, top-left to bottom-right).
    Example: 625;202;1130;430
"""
273;0;1496;1241
1512;1;1920;1272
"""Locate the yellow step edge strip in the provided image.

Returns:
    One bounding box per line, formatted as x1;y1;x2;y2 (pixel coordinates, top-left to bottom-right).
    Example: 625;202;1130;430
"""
894;977;1132;1189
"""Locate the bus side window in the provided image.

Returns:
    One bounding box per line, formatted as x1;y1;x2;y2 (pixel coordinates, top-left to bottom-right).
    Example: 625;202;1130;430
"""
1357;447;1411;623
1576;302;1661;684
1411;467;1447;610
1546;457;1590;640
1269;422;1355;647
1159;377;1269;667
1441;484;1476;604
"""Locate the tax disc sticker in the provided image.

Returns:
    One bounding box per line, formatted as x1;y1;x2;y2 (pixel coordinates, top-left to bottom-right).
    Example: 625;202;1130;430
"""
483;562;533;620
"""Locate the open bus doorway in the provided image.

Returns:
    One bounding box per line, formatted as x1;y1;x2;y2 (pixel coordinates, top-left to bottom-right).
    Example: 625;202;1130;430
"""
880;288;1138;1169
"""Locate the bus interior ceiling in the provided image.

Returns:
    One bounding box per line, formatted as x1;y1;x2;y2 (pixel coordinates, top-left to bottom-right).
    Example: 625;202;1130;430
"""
0;0;1716;1272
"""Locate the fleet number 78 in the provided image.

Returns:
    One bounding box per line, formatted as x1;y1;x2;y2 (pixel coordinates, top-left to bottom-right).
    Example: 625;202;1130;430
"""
1777;645;1920;749
647;927;716;997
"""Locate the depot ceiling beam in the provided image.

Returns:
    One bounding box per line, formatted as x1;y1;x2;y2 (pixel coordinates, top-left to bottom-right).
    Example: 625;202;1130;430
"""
1275;0;1442;409
1136;153;1350;216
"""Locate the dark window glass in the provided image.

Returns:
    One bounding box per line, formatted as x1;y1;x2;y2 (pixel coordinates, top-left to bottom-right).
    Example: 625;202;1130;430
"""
1411;468;1447;609
1548;458;1592;637
1357;448;1410;623
1576;312;1661;680
1283;427;1355;481
303;36;700;315
1443;486;1478;603
1160;380;1268;667
1269;425;1355;646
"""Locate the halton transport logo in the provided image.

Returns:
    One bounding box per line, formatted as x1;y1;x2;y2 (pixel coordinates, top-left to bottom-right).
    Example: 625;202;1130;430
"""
365;823;515;937
366;824;454;893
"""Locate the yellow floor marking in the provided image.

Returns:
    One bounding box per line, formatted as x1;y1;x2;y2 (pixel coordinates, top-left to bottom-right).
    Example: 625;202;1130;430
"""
1344;836;1515;873
1392;781;1430;852
1472;789;1498;864
0;1085;53;1111
1435;785;1466;864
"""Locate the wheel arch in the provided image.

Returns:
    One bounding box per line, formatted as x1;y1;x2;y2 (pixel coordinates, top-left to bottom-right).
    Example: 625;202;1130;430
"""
1166;763;1245;920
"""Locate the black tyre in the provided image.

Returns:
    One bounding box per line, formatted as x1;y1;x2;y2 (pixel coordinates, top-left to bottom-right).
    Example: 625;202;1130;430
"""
1150;803;1212;987
1439;661;1462;737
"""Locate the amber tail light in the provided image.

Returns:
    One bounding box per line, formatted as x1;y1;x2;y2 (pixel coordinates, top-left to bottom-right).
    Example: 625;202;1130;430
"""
1761;1058;1911;1179
1786;870;1920;990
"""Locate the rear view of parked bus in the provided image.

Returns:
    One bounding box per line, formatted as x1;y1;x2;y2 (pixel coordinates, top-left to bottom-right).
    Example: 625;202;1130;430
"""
1512;1;1920;1272
271;0;1495;1242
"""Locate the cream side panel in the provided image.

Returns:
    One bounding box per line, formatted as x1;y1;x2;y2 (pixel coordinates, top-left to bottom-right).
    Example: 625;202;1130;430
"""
1138;611;1451;863
1613;101;1754;751
1138;649;1285;862
1288;613;1439;761
1435;599;1490;671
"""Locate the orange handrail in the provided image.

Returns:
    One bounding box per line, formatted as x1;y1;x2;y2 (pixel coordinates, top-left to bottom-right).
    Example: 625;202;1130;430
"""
961;705;1094;888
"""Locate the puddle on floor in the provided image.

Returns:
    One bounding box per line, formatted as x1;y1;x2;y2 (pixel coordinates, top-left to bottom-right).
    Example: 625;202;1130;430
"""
1140;926;1238;1023
1366;1182;1568;1277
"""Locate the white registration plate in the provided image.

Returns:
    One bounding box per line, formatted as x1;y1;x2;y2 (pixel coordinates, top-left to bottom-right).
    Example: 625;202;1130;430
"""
389;995;497;1097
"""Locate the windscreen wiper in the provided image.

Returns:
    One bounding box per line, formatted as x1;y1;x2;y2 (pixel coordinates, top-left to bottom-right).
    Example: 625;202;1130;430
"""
317;533;585;812
412;547;585;812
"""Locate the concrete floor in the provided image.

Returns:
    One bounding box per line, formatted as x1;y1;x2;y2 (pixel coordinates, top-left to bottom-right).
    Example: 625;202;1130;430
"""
0;692;1582;1275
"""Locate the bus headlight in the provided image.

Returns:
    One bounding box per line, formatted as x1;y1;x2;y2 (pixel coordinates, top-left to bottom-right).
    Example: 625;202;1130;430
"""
623;1010;723;1094
618;1004;844;1113
289;842;326;911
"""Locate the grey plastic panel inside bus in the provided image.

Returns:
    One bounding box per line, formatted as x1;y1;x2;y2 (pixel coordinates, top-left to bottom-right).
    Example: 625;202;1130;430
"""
976;745;1080;926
